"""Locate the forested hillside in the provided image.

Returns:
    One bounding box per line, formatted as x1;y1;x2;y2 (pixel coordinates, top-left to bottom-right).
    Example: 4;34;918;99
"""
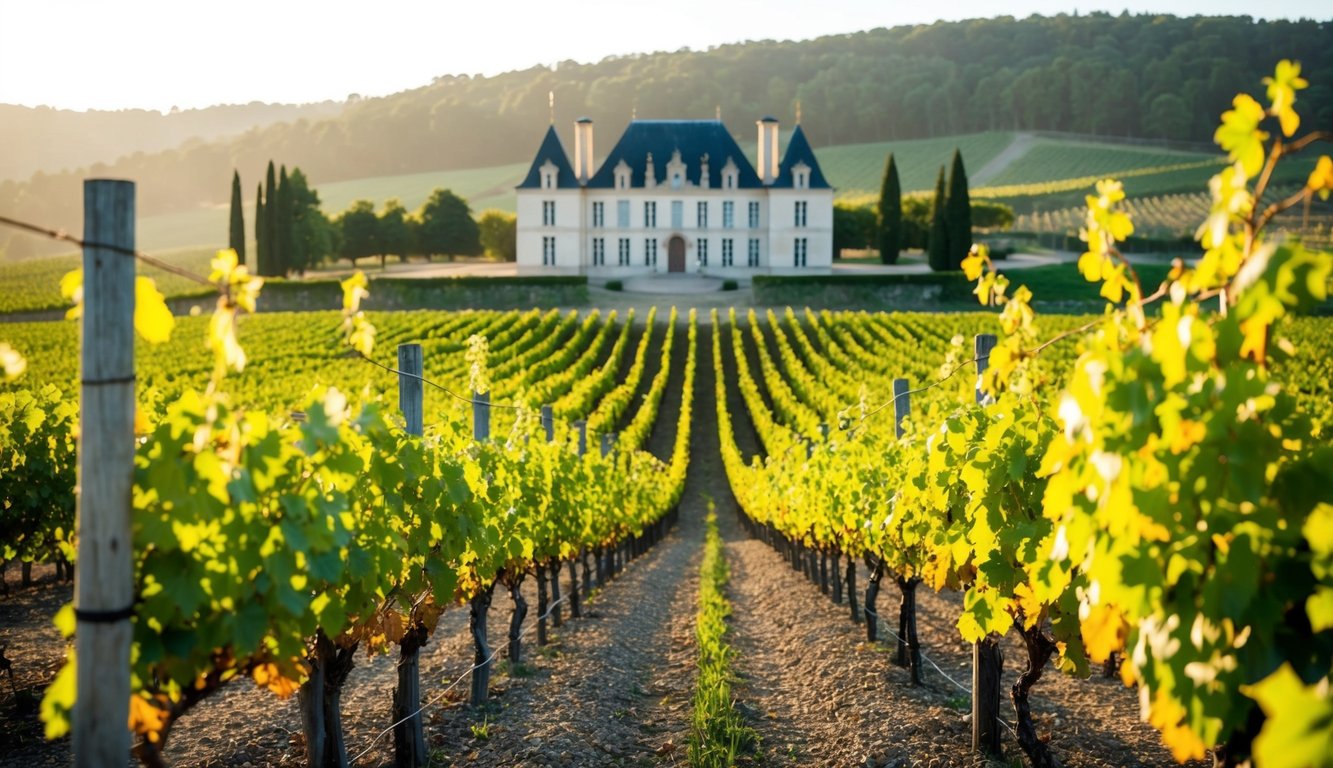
3;13;1329;257
0;101;344;182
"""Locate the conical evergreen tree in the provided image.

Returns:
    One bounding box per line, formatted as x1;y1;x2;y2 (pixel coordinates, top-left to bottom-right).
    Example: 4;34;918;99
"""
254;183;265;275
277;165;294;277
876;153;901;265
263;161;279;277
228;170;246;265
946;149;972;270
927;166;950;272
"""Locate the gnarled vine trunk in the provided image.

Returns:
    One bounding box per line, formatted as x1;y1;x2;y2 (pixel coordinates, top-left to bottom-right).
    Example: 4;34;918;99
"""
1012;623;1061;768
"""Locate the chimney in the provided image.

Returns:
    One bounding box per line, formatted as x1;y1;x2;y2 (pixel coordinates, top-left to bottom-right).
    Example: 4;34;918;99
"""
574;117;594;184
757;116;779;185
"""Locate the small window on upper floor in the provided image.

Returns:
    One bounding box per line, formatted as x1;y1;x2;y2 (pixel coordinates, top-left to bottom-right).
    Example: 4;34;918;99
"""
540;159;559;190
614;160;632;190
721;158;739;190
792;161;811;190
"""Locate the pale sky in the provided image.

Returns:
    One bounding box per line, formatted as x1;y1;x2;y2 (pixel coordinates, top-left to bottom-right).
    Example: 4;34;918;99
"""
0;0;1327;112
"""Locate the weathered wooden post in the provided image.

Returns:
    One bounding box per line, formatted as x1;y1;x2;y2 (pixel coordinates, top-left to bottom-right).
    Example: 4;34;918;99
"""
541;404;554;443
74;179;135;768
575;421;593;596
470;389;493;706
867;377;910;643
972;333;1003;756
393;343;428;767
600;432;620;576
535;406;556;645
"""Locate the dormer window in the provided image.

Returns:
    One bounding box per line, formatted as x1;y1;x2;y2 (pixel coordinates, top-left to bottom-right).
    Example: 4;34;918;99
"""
540;160;559;189
644;153;657;187
722;158;739;190
614;159;631;190
792;161;811;190
666;149;687;190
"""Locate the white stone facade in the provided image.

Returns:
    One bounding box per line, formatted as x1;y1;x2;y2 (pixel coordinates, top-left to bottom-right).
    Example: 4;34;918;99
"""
516;119;834;275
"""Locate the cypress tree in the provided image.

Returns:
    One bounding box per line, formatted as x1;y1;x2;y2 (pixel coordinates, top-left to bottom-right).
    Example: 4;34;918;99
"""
228;170;246;265
277;165;292;276
263;161;278;277
876;153;902;265
254;183;265;275
946;149;972;270
927;166;949;272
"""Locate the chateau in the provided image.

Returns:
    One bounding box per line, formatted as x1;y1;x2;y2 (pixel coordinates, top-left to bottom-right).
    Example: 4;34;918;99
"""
515;117;833;274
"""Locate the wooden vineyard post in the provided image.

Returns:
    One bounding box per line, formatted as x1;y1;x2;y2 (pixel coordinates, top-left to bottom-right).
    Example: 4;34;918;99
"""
469;389;493;706
971;333;1003;756
393;343;428;767
575;421;593;597
535;406;555;645
472;390;491;441
74;179;136;768
552;407;581;621
887;377;924;684
397;343;423;435
600;433;620;576
541;404;554;443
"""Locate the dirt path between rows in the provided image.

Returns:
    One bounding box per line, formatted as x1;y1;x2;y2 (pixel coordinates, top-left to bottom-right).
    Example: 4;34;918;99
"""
707;317;1206;768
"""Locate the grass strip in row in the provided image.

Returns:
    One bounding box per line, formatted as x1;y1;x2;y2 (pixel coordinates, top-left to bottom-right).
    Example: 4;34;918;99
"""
688;505;758;767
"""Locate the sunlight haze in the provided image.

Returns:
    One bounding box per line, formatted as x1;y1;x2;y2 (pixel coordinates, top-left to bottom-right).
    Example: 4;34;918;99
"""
0;0;1327;112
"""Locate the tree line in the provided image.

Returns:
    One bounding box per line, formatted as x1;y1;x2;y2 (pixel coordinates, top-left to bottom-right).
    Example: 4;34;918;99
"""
226;164;516;276
836;150;1011;269
3;13;1327;259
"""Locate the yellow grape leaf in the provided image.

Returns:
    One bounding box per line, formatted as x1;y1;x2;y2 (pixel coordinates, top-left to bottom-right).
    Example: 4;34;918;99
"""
209;248;237;281
1308;156;1333;202
0;342;26;380
341;270;369;314
1080;602;1127;663
134;276;175;344
60;268;84;320
1263;59;1308;138
1214;94;1269;178
1148;689;1208;763
1307;587;1333;633
1013;583;1044;629
1100;264;1128;304
1094;178;1126;205
252;662;301;699
1243;664;1333;768
209;305;247;375
961;245;988;281
128;694;168;743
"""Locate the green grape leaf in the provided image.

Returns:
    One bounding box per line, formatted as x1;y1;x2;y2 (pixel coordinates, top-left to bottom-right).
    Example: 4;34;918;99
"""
1244;664;1333;768
1214;94;1269;178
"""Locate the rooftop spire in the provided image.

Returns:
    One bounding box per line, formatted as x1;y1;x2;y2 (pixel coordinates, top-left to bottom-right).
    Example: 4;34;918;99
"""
548;91;555;123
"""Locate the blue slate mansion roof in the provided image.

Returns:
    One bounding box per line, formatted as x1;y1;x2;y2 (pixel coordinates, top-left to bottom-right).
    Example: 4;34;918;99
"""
517;119;831;190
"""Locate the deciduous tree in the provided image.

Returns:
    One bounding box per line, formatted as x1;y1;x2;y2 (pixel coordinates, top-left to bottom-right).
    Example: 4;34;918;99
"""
477;209;517;261
417;188;481;261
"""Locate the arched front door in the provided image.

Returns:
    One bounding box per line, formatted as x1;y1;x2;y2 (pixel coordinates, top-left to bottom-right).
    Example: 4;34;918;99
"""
667;236;686;273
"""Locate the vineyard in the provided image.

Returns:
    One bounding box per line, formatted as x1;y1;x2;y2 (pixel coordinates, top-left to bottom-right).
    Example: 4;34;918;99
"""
2;60;1333;768
1013;187;1333;249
